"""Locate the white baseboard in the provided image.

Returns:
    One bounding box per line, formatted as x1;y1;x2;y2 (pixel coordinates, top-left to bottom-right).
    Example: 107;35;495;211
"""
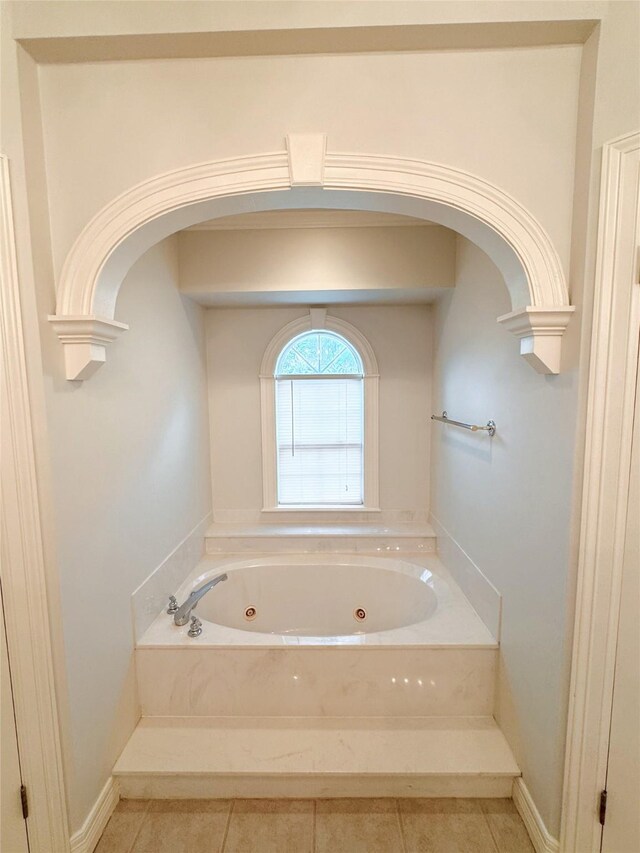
69;777;120;853
513;777;560;853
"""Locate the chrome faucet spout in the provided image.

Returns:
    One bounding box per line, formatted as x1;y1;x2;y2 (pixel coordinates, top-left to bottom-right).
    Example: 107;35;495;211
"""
173;573;228;626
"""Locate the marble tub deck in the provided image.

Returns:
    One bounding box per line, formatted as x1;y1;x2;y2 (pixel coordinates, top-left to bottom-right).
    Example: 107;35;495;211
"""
95;796;535;853
138;553;497;649
204;521;438;557
136;553;499;721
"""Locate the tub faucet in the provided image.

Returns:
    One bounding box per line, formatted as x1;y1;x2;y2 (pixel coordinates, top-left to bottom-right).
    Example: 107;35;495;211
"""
173;573;228;626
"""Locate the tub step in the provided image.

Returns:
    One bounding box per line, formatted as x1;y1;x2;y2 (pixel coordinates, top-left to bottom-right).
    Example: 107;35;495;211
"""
205;522;437;555
113;716;519;799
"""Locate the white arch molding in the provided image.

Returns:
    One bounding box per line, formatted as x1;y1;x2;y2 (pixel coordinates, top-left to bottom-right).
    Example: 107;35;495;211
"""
49;133;574;379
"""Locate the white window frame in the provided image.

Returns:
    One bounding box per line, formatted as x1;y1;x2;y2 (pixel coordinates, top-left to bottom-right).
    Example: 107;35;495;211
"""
260;311;379;512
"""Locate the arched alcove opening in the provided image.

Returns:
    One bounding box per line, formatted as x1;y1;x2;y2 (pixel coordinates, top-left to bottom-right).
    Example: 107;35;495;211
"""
49;137;573;379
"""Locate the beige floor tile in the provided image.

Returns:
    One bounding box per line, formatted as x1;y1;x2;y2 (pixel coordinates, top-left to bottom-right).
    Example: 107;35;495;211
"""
480;799;535;853
398;798;499;853
315;798;404;853
222;799;314;853
130;799;231;853
94;800;150;853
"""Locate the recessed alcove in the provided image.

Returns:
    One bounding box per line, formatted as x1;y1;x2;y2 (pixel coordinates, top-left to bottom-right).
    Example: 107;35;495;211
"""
7;9;627;842
178;210;456;306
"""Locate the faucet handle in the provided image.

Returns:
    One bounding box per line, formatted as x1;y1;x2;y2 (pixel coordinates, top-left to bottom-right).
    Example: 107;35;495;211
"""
166;595;178;614
187;615;203;638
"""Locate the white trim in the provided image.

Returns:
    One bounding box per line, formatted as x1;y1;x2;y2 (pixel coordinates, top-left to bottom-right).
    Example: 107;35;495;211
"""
49;146;572;378
260;312;379;512
260;374;279;512
0;156;70;850
497;306;575;375
309;307;327;330
259;313;379;377
561;131;640;853
261;505;382;513
513;778;560;853
362;373;380;511
286;132;327;186
47;315;128;382
69;777;119;853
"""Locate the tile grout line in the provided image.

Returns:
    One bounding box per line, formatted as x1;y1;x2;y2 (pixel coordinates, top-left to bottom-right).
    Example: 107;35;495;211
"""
219;798;235;853
312;798;317;853
478;803;502;853
394;798;408;853
100;797;521;853
125;799;151;853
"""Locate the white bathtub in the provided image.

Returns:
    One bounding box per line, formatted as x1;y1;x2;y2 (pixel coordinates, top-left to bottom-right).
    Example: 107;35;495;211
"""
193;555;437;637
139;553;496;648
136;553;498;718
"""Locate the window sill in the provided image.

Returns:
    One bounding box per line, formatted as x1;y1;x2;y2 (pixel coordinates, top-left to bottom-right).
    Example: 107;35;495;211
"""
262;506;381;513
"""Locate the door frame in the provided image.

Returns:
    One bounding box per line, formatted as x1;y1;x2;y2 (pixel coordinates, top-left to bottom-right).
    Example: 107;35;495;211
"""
0;154;70;851
561;131;640;852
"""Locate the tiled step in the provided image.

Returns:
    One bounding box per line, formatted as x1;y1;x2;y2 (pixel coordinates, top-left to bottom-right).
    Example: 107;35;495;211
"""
113;716;519;799
205;522;437;554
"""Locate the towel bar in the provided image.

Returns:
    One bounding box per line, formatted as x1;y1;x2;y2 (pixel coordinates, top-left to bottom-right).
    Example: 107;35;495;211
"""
431;411;496;437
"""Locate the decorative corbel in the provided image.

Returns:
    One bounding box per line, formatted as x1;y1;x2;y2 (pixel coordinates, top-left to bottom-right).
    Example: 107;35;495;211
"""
497;306;575;374
47;315;128;380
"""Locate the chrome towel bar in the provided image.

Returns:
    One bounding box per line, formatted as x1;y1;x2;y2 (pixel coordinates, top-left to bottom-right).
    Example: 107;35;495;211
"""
431;411;496;437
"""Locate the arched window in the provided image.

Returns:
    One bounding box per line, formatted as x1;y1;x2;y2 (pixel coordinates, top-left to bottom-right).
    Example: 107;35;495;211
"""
275;332;364;506
276;331;363;376
260;313;379;511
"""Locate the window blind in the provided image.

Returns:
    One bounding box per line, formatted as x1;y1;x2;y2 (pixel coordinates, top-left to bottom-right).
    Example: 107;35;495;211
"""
276;377;364;506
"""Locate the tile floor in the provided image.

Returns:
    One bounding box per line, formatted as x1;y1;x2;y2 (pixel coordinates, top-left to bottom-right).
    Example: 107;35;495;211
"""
94;797;535;853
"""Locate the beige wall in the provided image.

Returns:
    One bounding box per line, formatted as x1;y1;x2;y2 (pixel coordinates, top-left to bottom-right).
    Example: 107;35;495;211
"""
36;46;581;280
431;237;579;834
179;225;455;304
427;2;640;839
44;237;211;829
207;305;432;521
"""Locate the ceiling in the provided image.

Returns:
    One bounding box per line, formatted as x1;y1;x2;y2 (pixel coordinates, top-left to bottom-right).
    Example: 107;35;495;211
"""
185;209;435;231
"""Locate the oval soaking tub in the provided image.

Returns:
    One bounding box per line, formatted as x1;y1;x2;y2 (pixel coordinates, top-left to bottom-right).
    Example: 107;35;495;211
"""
192;555;438;636
136;553;498;719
